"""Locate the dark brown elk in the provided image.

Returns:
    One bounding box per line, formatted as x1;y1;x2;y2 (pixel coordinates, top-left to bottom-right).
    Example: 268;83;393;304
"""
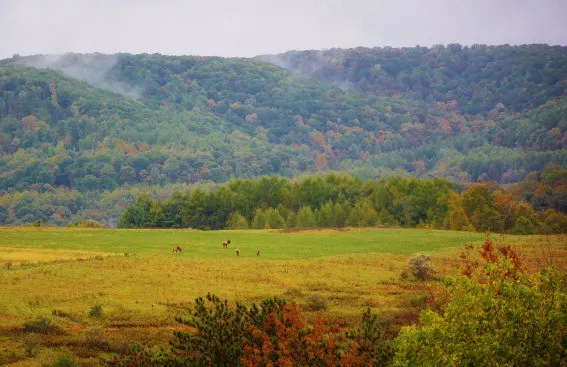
172;246;183;253
222;239;231;248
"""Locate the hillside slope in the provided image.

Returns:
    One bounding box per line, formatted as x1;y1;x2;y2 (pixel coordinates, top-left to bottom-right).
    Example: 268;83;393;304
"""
1;46;567;226
257;44;567;115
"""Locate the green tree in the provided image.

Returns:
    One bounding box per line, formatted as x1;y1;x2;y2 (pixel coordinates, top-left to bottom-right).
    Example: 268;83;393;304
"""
171;294;288;367
296;205;316;228
393;252;567;366
317;200;334;227
347;199;378;227
332;201;351;227
263;208;286;229
226;212;249;230
251;208;267;229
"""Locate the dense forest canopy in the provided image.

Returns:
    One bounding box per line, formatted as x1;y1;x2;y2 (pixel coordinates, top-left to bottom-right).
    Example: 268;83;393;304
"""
1;44;566;226
258;44;567;114
117;173;567;234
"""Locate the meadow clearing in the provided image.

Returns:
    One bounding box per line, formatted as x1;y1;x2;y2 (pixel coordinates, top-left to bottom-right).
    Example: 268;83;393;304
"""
0;227;565;366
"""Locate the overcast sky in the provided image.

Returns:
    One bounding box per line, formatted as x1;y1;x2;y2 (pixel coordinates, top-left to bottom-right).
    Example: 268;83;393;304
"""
1;0;566;60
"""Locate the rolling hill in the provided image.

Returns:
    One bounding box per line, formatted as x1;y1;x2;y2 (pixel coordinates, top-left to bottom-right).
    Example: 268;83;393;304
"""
1;45;566;225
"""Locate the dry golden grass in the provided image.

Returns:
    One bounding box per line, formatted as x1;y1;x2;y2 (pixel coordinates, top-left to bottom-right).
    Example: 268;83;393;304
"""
0;247;119;267
0;228;565;365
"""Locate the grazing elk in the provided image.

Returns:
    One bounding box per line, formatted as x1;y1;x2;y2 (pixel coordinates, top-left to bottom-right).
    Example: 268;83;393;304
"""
172;246;183;253
222;239;231;248
235;248;240;256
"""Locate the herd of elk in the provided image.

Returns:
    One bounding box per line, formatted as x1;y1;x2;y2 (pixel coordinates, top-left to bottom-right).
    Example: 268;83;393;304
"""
172;240;260;256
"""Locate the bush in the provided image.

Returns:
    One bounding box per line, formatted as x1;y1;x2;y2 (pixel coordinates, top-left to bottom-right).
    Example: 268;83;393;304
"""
67;219;106;228
23;317;65;335
51;309;72;319
171;293;288;366
283;287;304;298
23;333;40;357
85;327;109;350
407;293;429;309
122;294;396;366
88;304;103;318
408;254;435;280
344;308;394;365
305;294;328;311
52;353;77;367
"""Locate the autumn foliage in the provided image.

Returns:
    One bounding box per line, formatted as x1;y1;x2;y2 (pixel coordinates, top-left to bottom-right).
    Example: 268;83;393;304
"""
242;305;342;366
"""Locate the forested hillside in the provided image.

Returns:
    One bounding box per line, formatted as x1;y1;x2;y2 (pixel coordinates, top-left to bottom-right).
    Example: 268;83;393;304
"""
1;45;567;226
258;44;567;114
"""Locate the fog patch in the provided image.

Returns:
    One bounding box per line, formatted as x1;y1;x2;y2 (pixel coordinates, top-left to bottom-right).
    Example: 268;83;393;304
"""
257;51;356;92
18;53;142;99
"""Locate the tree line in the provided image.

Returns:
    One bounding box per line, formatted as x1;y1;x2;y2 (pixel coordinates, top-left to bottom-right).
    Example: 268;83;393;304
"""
118;173;567;234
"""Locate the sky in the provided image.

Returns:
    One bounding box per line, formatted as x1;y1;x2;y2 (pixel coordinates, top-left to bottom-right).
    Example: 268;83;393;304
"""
1;0;566;60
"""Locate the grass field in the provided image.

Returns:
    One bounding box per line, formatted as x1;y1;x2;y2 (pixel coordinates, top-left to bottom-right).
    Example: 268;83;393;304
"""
0;227;565;366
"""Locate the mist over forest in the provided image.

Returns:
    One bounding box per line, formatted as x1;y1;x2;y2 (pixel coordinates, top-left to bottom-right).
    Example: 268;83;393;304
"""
1;44;566;227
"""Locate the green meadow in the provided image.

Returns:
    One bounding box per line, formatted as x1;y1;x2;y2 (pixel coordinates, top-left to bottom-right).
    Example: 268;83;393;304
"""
0;228;564;366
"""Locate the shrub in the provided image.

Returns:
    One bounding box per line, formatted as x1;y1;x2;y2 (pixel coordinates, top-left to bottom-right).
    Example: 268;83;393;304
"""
88;304;103;318
23;317;65;335
283;287;304;298
52;353;77;367
51;309;72;319
242;303;341;366
123;294;396;366
305;294;328;311
23;333;40;357
85;327;109;350
109;344;172;366
243;301;394;366
408;254;435;280
67;219;106;228
171;293;288;366
407;293;429;309
343;308;394;366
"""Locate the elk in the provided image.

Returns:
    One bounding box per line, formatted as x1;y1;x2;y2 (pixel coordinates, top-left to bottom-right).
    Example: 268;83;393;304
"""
172;246;183;253
222;239;231;248
257;249;260;256
235;248;240;256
